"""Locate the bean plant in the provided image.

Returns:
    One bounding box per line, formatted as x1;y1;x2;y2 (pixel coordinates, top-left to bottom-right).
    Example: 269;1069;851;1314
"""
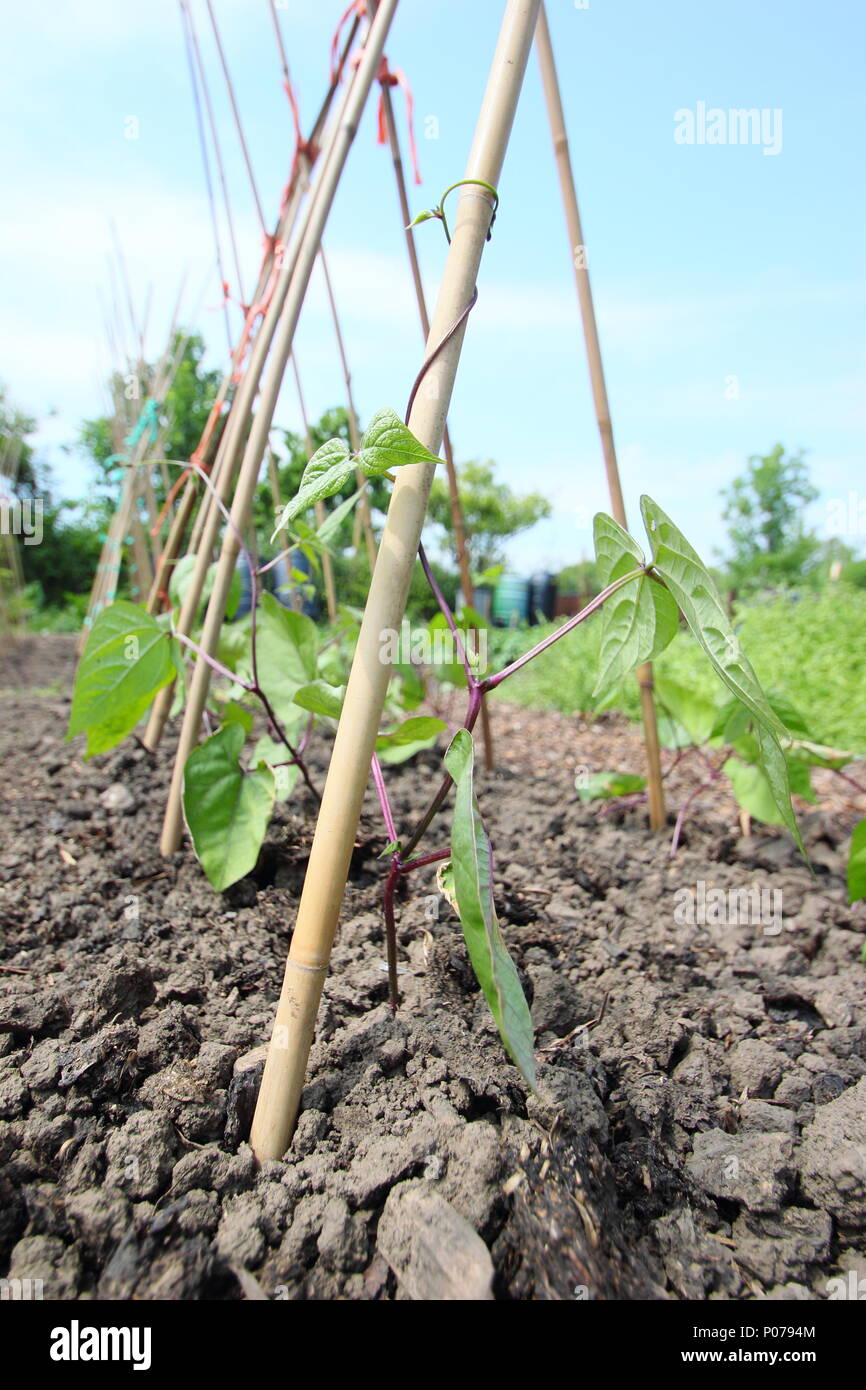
68;423;815;1087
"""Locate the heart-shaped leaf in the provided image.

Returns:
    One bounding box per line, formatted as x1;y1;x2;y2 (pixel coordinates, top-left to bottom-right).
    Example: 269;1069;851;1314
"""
67;601;180;757
356;408;442;475
182;723;275;891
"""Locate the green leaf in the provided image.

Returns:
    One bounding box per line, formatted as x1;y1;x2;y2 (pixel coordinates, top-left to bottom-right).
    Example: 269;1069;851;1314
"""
67;601;179;757
169;553;241;621
255;592;319;721
576;770;647;802
427;611;469;688
316;489;360;546
376;715;446;765
847;819;866;904
443;730;536;1089
408;209;440;229
724;752;815;826
356;408;442;476
182;723;275;891
272;437;354;534
640;496;805;854
293;679;345;720
376;716;447;749
592;514;679;704
221;700;253;735
654;676;720;748
379;839;402;858
216;615;251;676
252;734;301;803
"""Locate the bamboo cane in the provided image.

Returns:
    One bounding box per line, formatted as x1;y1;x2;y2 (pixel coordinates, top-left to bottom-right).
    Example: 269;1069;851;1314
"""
80;331;181;650
535;3;666;831
378;78;495;772
250;0;542;1161
318;247;378;571
143;32;362;751
143;171;324;747
289;355;338;623
159;0;401;855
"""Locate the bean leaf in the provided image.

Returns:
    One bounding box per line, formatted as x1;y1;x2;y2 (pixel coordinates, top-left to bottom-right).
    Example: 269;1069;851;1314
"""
592;514;679;703
67;601;180;757
847;819;866;905
272;439;354;534
443;730;536;1089
182;723;275;891
356;407;442;476
293;679;345;720
640;496;805;855
576;770;647;801
376;716;447;749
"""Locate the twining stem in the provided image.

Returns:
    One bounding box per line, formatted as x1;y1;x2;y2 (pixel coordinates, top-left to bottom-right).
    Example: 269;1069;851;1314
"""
418;541;472;683
399;848;450;874
482;566;647;691
172;629;254;690
383;858;400;1008
438;179;500;245
670;749;731;857
401;682;484;861
371;753;398;845
403;288;478;427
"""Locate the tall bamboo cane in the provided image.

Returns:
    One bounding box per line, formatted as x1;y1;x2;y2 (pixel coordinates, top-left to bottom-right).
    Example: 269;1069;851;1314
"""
318;246;378;571
143;24;364;751
289;354;338;623
378;77;495;772
159;0;401;856
535;3;666;830
250;0;542;1161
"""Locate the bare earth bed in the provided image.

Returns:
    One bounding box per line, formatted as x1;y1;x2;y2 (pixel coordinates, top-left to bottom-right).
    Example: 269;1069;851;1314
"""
1;633;865;1301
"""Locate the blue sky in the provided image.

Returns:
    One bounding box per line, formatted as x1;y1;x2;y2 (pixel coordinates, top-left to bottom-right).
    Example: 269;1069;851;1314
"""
1;0;864;572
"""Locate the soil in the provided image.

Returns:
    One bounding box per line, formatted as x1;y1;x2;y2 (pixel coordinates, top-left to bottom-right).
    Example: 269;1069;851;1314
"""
1;631;865;1302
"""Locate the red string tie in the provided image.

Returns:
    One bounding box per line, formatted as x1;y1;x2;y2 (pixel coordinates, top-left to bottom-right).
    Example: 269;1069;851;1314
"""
376;58;422;185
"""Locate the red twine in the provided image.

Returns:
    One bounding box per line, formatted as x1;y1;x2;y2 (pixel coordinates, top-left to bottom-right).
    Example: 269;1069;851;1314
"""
376;57;422;185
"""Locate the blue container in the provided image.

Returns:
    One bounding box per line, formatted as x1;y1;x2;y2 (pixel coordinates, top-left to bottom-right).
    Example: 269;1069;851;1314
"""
491;575;530;627
529;571;557;624
269;549;318;620
233;552;254;619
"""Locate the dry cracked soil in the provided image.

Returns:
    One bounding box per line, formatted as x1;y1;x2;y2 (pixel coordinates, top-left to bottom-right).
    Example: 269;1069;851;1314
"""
1;632;865;1301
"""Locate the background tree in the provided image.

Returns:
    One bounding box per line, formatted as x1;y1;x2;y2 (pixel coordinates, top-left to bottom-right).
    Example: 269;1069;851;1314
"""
721;445;819;593
427;459;551;574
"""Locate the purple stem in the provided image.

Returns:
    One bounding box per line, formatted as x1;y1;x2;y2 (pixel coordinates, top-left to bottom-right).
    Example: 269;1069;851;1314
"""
670;751;730;857
172;629;255;690
371;753;399;846
482;567;646;691
834;767;866;799
418;541;473;686
401;681;484;860
383;859;400;1009
398;848;450;874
